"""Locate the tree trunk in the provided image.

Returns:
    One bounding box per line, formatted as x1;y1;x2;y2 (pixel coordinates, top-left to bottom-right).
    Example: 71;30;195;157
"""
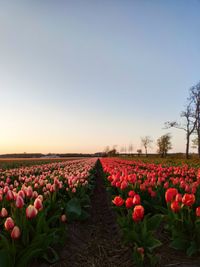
186;134;190;159
198;130;200;158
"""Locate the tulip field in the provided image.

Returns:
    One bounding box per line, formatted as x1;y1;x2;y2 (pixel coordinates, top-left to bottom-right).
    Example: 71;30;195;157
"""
1;157;200;266
0;158;97;267
100;158;200;266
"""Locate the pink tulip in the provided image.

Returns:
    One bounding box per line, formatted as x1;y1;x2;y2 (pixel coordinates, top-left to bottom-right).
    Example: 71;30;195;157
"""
26;205;38;219
60;214;67;222
15;195;24;208
11;226;21;240
34;197;43;211
0;207;8;218
4;217;15;231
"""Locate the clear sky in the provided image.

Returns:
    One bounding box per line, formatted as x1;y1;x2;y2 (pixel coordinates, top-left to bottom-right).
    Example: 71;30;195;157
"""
0;1;200;154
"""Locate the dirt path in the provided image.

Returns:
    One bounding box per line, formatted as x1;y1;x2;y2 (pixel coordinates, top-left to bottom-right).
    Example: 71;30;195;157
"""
34;160;133;267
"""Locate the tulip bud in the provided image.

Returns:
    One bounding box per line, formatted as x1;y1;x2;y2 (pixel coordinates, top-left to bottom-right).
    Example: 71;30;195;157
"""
15;195;24;208
196;207;200;217
11;226;21;240
34;197;43;211
112;196;124;206
0;207;8;218
18;190;25;199
60;214;67;223
26;186;33;198
132;194;141;205
6;190;14;201
4;217;15;231
26;205;38;219
132;205;144;222
137;247;144;255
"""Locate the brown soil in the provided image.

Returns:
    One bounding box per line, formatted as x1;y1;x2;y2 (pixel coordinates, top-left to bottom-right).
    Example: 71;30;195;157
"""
155;223;200;267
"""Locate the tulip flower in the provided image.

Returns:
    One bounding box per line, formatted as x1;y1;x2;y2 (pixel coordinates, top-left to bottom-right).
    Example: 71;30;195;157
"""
60;214;67;222
4;217;15;231
6;190;14;201
196;207;200;217
132;205;144;222
182;193;195;207
125;197;134;209
11;226;21;240
34;197;43;211
112;196;124;206
15;195;24;208
132;194;141;205
171;201;180;213
0;207;8;218
165;188;178;203
26;205;38;219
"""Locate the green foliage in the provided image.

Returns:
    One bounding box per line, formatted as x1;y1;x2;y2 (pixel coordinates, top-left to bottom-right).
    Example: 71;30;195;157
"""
118;213;163;266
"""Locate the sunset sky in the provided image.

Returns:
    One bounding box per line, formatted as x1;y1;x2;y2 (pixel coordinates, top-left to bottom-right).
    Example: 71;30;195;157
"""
0;1;200;154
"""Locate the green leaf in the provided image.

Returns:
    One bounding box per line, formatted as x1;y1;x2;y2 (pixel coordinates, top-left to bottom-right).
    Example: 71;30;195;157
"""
79;210;90;221
66;198;82;219
146;253;159;267
80;194;91;207
146;237;162;251
170;238;188;251
186;241;197;257
147;214;163;231
0;250;12;267
16;248;43;267
42;246;59;264
0;233;10;250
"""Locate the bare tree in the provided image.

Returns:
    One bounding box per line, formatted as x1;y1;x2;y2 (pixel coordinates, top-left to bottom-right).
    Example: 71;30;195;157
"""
157;133;172;158
189;81;200;157
141;136;153;157
104;146;110;154
128;144;134;156
165;102;197;159
120;146;124;154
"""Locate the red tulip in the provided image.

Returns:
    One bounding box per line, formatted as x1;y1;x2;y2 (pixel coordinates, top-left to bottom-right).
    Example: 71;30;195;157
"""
137;247;144;255
112;196;124;206
182;193;195;207
132;205;144;222
132;194;141;205
125;197;134;209
196;207;200;217
120;180;128;190
171;201;180;213
128;190;135;197
165;188;178;203
175;193;182;202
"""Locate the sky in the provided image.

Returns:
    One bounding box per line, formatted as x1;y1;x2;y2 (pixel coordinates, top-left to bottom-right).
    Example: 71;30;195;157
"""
0;0;200;154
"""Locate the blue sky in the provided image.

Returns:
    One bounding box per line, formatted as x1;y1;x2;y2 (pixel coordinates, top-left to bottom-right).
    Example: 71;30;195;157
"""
0;1;200;153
